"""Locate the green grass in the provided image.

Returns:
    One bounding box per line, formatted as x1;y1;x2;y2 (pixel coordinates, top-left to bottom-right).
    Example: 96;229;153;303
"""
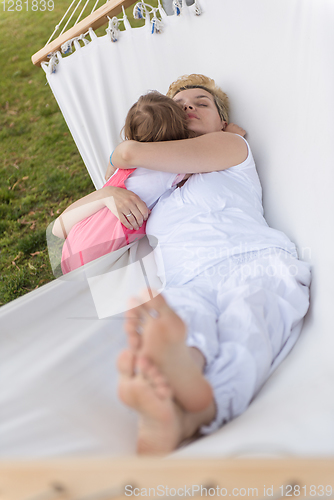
0;0;155;305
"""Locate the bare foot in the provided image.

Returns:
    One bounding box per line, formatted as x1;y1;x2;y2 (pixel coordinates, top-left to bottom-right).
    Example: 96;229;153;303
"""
124;293;213;412
117;349;184;454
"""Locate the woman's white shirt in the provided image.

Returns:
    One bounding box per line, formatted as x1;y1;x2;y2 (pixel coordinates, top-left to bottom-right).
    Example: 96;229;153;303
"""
146;138;298;286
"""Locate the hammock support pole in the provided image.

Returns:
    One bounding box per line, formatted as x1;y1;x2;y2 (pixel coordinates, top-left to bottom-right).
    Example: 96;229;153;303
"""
31;0;135;66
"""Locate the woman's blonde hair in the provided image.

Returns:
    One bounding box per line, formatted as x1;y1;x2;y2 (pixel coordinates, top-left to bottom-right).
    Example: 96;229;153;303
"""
123;91;192;142
166;74;229;123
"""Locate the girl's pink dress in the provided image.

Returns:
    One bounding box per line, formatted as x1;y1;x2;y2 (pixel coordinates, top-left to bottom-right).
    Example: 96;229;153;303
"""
61;168;146;274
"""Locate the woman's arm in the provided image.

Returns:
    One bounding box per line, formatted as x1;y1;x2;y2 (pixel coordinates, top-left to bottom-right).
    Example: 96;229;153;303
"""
111;131;248;174
52;186;149;239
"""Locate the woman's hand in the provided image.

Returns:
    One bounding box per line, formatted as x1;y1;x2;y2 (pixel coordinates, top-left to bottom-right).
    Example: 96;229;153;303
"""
102;185;150;230
225;123;246;137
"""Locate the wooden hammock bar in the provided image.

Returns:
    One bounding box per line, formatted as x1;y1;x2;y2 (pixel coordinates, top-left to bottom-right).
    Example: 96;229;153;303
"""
31;0;136;66
2;458;334;497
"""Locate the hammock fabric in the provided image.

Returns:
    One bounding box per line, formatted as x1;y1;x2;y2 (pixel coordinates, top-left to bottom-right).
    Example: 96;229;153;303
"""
1;0;334;457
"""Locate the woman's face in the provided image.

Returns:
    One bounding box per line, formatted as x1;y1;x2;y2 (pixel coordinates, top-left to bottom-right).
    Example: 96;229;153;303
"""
173;88;226;136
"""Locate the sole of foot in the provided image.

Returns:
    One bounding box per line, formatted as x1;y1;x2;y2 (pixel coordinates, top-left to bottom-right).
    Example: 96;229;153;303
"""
117;349;184;454
124;292;213;412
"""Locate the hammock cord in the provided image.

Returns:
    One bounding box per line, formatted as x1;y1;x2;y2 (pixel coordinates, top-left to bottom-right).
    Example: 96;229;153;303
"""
59;0;85;36
45;0;78;46
133;1;166;33
45;0;107;46
75;0;93;25
90;0;100;14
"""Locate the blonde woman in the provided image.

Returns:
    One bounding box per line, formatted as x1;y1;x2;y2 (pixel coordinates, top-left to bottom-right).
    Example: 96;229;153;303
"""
109;74;311;454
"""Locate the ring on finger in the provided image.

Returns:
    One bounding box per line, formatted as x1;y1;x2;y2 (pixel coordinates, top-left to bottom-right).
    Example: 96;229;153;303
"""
125;213;133;218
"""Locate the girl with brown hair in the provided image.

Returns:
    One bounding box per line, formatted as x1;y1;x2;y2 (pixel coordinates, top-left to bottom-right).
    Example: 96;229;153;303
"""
53;91;194;273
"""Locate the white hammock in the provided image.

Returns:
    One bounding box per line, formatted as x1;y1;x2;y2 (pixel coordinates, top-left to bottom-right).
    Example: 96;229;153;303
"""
1;0;334;458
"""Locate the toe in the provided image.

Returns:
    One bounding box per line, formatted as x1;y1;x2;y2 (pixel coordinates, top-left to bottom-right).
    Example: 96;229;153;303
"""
125;302;144;350
136;355;150;375
138;357;172;400
117;349;136;376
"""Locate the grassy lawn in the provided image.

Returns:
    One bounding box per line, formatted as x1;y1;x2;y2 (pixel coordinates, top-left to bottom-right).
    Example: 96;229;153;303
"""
0;0;153;305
